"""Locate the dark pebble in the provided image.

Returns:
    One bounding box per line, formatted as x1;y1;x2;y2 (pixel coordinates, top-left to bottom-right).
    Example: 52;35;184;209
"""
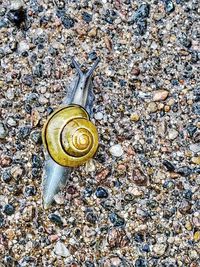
46;106;54;115
192;103;200;115
134;233;144;242
163;160;176;172
136;19;147;35
176;166;192;176
3;255;14;265
95;187;108;198
3;204;15;216
18;126;31;139
82;12;92;23
191;50;199;63
88;51;97;61
2;169;12;183
142;244;150;252
86;212;97;224
183;189;193;200
7;7;26;27
164;0;175;13
25;186;36;197
135;258;147;267
49;214;63;227
133;4;150;21
179;33;192;48
30;130;42;144
83;187;93;197
84;261;95;267
0;213;5;227
109;212;125;227
21;74;33;86
163;207;176;219
186;124;197;137
33;64;44;78
132;168;147;186
32;168;40;178
62;16;75;29
32;154;42;168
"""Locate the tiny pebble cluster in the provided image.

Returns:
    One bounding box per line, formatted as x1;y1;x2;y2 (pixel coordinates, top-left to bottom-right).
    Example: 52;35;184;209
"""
0;0;200;266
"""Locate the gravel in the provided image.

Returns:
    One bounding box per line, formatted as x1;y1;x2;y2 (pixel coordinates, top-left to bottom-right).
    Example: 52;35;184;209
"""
0;0;199;265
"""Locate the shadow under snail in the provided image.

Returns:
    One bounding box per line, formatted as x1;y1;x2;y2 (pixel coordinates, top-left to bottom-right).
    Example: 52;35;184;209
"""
42;57;100;208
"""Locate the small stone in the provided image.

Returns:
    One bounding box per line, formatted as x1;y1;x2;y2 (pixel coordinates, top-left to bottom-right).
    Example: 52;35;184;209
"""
49;214;63;227
164;0;175;13
3;204;15;216
189;250;198;260
132;168;147;186
147;102;157;113
94;112;103;120
1;155;12;167
130;113;140;122
30;130;42;144
107;228;129;248
11;166;23;179
54;241;70;258
189;143;200;153
54;194;65;205
82;12;92;23
10;0;24;10
5;88;15;100
1;169;12;183
132;68;140;76
153;90;169;101
109;144;123;157
163;160;176;172
153;243;166;257
168;129;179;140
0;122;7;139
18;41;29;53
85;159;96;173
7;117;17;127
191;157;200;165
135;258;147;267
193;231;200;242
88;27;97;37
109;212;125;227
179;200;191;214
95;187;108;198
31;110;40;127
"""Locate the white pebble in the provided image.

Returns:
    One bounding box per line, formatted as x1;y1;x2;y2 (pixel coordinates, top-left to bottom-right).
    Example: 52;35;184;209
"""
109;144;123;157
54;241;70;258
94;112;103;120
189;143;200;153
168;129;179;140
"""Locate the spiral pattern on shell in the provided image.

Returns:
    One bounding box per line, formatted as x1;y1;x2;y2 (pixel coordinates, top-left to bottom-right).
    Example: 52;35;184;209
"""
42;105;98;167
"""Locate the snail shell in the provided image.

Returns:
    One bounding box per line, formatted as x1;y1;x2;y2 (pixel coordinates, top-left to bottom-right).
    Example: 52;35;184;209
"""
42;104;98;167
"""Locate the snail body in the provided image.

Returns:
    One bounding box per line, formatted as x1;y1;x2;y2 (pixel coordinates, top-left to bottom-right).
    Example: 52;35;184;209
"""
42;58;100;208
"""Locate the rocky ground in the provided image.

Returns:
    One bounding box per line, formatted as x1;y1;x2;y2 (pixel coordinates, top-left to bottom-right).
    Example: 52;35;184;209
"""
0;0;200;266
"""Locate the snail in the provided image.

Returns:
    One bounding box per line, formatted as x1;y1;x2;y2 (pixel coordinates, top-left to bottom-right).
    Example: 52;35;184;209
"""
42;57;100;208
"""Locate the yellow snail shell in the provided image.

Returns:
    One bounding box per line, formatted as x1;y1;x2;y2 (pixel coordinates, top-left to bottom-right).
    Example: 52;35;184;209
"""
42;104;98;167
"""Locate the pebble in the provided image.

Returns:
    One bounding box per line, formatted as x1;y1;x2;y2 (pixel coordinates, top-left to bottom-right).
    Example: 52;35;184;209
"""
189;143;200;153
153;243;167;257
54;241;70;258
130;113;140;122
0;122;7;139
7;117;17;127
147;102;157;113
168;129;179;140
49;214;63;227
18;41;29;53
191;157;200;165
94;112;103;120
109;212;125;227
132;168;147;186
3;204;15;216
109;144;123;157
153;90;169;101
95;187;108;198
193;231;200;242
